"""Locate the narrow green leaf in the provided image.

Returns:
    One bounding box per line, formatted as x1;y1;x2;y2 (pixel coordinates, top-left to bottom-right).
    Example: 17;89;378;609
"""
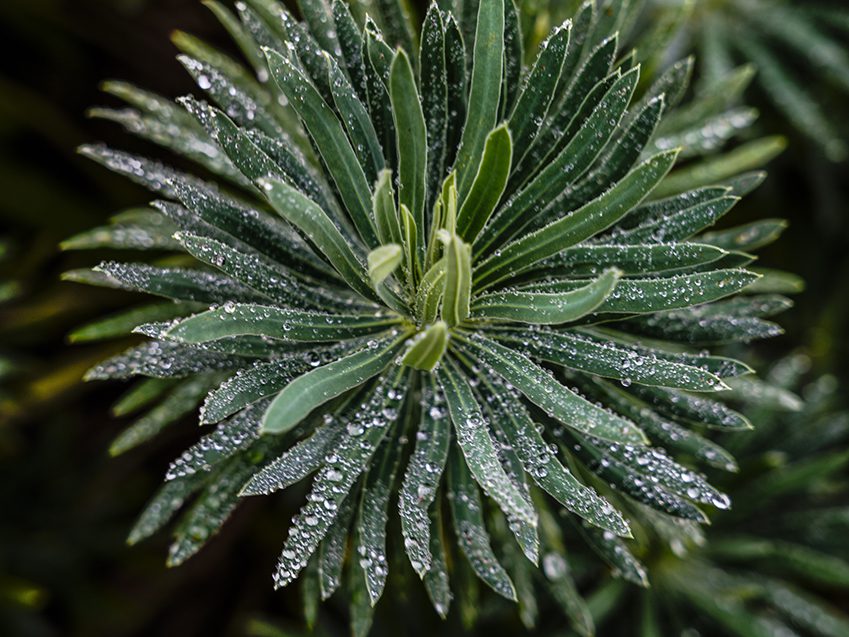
400;203;420;283
701;219;788;252
472;268;621;324
375;0;417;54
350;535;376;637
576;521;648;587
508;21;570;165
531;243;728;278
372;169;402;246
416;259;446;325
442;234;472;326
332;0;368;103
70;303;201;343
443;14;467;170
627;384;751;430
261;333;407;434
110;377;214;455
423;506;452;617
326;53;385;184
530;269;760;314
420;5;448;214
318;493;357;600
61;210;180;251
358;413;407;605
91;261;263;305
538;510;595;637
500;0;522;118
437;358;537;527
112;378;178;417
261;177;377;302
495;328;727;392
520;34;619;185
654;136;786;199
240;421;340;496
454;0;505;200
456;125;513;242
447;446;517;601
128;472;207;545
296;0;339;55
399;378;450;577
390;48;428;253
86;341;244;381
746;268;805;295
203;0;266;76
265;49;378;246
617;195;739;245
165;305;399;344
364;25;397;171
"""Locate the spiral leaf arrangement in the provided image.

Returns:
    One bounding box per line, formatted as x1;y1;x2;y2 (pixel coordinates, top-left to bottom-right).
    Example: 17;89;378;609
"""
64;0;794;633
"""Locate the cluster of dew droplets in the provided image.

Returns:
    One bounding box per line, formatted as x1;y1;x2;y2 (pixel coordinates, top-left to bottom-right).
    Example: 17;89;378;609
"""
398;385;450;577
240;418;340;497
200;339;374;424
273;374;406;588
86;340;242;381
166;401;266;480
479;373;628;534
589;436;730;510
96;260;262;304
179;55;262;125
467;332;640;443
166;455;259;567
448;475;516;601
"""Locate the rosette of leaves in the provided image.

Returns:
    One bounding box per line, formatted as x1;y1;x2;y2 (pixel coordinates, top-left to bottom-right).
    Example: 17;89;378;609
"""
581;353;849;637
642;0;849;161
64;0;792;633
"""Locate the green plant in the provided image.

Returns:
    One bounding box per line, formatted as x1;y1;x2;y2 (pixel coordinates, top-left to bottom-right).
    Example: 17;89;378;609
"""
64;0;795;633
583;352;849;637
643;0;849;161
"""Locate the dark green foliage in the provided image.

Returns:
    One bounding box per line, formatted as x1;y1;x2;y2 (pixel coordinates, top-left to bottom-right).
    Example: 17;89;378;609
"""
59;0;803;634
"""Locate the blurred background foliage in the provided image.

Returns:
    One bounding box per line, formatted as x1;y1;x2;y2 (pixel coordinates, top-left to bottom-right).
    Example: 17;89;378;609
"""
0;0;847;636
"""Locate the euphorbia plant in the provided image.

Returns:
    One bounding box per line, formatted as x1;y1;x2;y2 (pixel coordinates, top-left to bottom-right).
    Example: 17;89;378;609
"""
64;0;793;633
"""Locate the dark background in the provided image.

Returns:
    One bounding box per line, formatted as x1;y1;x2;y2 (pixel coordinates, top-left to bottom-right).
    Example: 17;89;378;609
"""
1;1;848;636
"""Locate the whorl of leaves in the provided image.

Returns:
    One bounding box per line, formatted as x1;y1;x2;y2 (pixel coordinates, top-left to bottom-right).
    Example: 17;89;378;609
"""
65;0;795;633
